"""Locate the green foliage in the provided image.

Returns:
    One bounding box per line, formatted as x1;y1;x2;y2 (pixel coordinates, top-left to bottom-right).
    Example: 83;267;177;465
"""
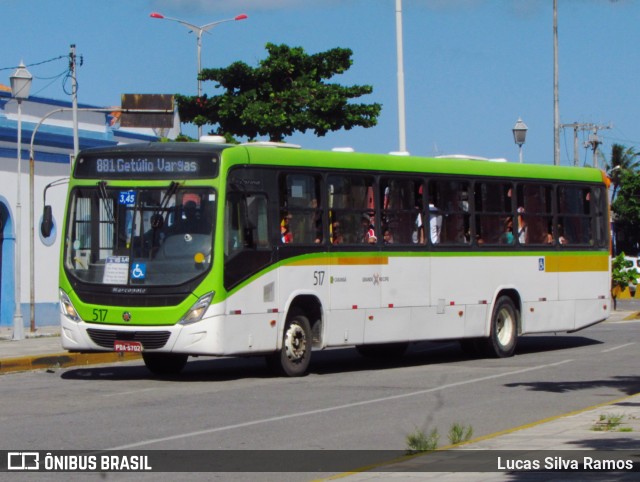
406;428;439;453
606;144;640;202
592;413;625;432
406;422;475;453
612;170;640;254
448;422;473;445
176;43;381;142
611;253;638;305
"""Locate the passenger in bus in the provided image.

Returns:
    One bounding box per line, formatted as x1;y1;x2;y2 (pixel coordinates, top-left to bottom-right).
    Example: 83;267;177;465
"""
310;198;323;243
281;215;293;243
412;206;424;244
331;221;343;245
383;228;394;245
558;224;569;245
500;217;515;244
181;200;200;233
429;203;442;244
516;207;527;244
361;213;376;244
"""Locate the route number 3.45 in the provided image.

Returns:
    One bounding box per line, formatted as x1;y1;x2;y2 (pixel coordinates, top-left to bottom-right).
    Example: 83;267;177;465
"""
313;270;325;286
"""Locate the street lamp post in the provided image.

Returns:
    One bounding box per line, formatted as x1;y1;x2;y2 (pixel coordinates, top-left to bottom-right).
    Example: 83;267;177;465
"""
150;11;248;139
9;62;32;341
512;118;528;164
395;0;407;154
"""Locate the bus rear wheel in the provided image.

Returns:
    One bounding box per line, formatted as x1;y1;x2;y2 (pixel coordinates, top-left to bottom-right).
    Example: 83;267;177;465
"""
485;296;518;358
142;352;188;376
266;314;312;377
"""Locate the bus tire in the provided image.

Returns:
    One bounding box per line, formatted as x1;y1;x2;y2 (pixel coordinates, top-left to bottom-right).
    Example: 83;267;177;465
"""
486;296;518;358
356;342;408;359
142;352;188;376
267;314;312;377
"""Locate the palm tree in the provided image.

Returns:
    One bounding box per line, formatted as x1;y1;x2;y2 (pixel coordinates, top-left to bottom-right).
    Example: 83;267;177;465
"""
606;144;640;202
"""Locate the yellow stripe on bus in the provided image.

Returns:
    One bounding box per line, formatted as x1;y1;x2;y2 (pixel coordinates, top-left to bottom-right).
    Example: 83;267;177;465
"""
544;254;609;272
288;256;389;266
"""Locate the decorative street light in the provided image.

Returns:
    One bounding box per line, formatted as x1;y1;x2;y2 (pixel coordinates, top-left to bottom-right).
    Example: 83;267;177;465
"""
150;11;248;139
512;118;528;164
9;62;32;341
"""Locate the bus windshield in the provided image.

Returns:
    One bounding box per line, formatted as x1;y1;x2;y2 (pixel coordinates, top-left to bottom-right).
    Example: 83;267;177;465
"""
63;184;215;287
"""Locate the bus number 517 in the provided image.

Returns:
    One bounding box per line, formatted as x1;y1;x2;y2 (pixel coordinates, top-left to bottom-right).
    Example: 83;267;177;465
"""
313;271;325;286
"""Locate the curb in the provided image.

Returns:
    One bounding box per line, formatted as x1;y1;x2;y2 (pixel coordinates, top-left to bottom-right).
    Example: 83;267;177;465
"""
0;351;141;375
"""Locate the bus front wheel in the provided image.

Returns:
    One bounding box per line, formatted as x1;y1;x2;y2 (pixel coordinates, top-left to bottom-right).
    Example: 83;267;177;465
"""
142;352;188;376
266;314;312;377
485;296;518;358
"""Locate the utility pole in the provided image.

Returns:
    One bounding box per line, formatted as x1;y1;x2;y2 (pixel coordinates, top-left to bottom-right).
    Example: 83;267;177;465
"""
553;0;560;166
70;44;80;157
585;124;611;169
560;122;611;168
395;0;407;154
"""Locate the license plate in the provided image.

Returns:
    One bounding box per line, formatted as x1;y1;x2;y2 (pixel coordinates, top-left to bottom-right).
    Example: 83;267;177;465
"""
114;340;143;352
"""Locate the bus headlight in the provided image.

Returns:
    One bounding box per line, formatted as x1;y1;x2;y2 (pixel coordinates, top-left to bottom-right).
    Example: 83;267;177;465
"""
179;292;214;325
59;289;81;322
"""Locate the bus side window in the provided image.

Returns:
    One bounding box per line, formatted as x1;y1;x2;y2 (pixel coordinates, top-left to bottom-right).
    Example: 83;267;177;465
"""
225;192;270;255
474;181;512;245
516;183;554;245
430;179;470;245
279;173;323;244
591;187;608;247
557;186;592;245
380;177;423;244
328;174;376;244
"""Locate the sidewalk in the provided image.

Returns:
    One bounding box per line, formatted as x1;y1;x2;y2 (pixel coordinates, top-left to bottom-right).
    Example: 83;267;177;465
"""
0;324;140;373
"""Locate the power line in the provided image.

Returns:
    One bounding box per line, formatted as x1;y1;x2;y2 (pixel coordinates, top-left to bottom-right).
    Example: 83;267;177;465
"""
0;55;66;72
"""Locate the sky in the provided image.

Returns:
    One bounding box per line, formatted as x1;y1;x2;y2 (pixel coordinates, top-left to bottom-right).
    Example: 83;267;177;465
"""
1;0;639;166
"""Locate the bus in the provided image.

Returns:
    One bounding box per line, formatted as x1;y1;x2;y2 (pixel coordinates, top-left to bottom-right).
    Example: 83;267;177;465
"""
57;141;611;376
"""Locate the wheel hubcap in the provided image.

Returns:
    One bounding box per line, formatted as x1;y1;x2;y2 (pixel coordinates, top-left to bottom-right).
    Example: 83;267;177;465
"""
496;308;514;347
284;324;307;361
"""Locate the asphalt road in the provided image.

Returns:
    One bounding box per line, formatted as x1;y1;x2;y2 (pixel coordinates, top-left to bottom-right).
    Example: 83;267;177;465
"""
2;313;639;481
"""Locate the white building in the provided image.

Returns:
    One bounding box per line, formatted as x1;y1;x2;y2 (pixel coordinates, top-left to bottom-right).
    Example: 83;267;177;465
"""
0;85;175;330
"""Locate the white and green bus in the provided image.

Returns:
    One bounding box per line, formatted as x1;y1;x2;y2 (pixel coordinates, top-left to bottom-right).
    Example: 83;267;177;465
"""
58;141;611;376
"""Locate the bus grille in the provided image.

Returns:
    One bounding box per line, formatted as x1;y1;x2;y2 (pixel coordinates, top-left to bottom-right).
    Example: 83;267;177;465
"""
87;329;171;349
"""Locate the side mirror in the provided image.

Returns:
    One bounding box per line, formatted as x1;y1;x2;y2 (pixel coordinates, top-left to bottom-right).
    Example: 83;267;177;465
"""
41;205;53;238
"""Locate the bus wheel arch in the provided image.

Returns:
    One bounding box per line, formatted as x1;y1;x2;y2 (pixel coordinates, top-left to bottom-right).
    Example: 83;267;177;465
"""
485;290;521;358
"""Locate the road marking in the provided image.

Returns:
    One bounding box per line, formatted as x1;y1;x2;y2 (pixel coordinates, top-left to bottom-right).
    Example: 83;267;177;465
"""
601;342;635;353
102;388;157;397
108;359;573;450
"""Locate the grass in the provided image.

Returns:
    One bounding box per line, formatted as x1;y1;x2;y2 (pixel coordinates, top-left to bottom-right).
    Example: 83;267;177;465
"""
592;413;628;432
406;422;474;453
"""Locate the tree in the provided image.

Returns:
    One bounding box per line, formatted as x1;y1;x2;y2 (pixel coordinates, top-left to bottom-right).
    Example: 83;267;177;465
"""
611;253;638;310
605;143;640;202
611;169;640;255
176;43;381;142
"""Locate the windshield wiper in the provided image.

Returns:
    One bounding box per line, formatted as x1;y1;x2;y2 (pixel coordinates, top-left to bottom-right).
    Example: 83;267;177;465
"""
97;181;116;224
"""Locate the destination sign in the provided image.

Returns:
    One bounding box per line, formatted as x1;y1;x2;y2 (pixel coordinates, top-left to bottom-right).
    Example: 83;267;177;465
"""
74;154;218;179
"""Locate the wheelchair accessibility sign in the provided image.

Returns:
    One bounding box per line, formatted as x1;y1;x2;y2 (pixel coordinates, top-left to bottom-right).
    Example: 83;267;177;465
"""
131;263;146;280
